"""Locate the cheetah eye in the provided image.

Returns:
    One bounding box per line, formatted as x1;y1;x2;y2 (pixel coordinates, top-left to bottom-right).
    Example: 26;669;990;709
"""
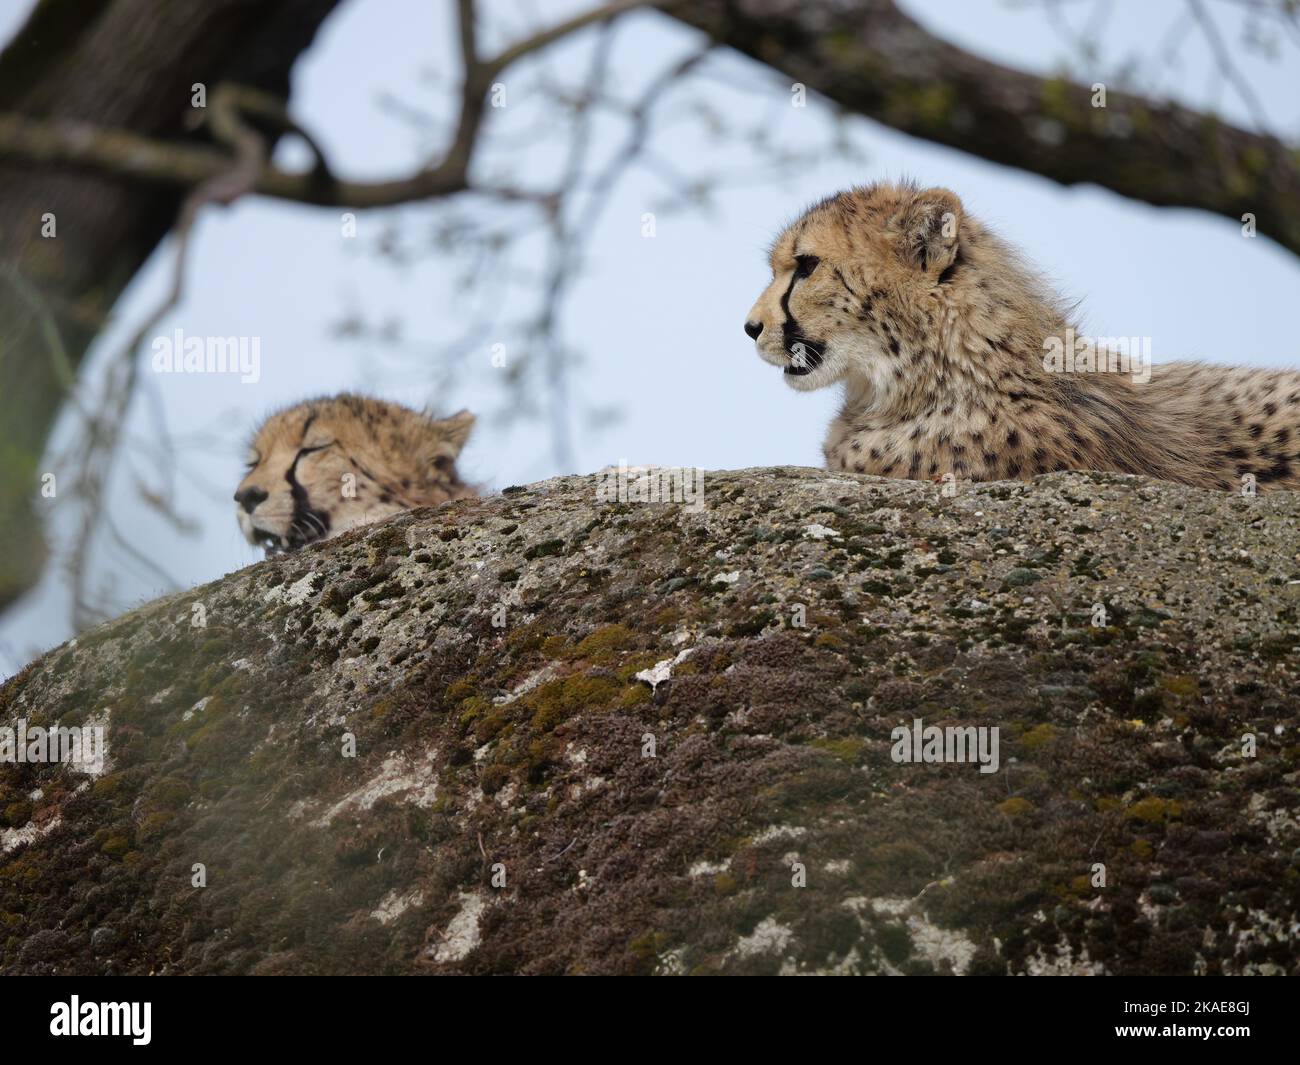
244;453;259;470
793;255;820;280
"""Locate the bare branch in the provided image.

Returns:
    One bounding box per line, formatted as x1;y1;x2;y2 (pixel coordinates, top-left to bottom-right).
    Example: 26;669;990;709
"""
482;0;658;77
57;82;267;631
1186;0;1272;131
0;3;658;213
666;0;1300;258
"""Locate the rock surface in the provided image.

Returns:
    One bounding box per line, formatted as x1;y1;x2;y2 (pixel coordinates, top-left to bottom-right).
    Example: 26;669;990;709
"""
1;467;1298;975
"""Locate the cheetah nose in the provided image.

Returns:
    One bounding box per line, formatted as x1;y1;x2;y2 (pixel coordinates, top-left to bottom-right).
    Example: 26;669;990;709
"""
234;486;268;514
744;320;763;340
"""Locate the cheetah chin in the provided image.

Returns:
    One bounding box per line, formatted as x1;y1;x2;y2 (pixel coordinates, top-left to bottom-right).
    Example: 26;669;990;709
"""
782;335;825;378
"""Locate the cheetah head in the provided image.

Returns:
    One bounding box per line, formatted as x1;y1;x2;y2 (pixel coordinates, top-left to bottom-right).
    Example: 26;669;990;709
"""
745;182;964;396
234;394;475;556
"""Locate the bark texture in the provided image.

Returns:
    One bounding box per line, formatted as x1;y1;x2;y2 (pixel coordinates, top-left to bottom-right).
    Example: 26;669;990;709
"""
668;0;1300;255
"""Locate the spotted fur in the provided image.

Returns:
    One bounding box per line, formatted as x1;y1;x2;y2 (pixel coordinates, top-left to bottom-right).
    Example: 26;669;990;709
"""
745;182;1300;492
234;394;476;555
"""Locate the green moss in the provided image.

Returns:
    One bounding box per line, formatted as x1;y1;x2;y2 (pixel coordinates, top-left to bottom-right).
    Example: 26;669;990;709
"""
458;695;494;726
627;931;670;974
1159;674;1198;698
571;624;636;661
540;635;569;657
1020;724;1057;751
480;764;511;794
809;737;865;763
997;797;1033;818
650;606;682;628
100;835;131;859
525;674;623;731
896;83;956;131
473;707;512;744
506;623;547;656
1131;688;1165;718
617;684;652;710
145;777;192;811
1125;797;1182;825
138;811;174;840
444;679;477;703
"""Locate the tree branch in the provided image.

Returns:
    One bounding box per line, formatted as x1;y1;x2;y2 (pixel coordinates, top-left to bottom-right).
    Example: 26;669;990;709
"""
482;0;656;77
665;0;1300;258
0;110;471;207
0;2;659;210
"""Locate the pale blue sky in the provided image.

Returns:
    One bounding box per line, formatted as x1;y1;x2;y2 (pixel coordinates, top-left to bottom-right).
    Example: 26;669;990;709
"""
3;0;1299;674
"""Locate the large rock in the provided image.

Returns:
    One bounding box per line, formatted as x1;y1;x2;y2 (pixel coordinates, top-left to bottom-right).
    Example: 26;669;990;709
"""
1;467;1298;975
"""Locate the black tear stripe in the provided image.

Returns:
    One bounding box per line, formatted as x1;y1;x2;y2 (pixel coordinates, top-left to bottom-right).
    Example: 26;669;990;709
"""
779;267;807;353
778;267;799;325
778;262;829;368
284;448;332;548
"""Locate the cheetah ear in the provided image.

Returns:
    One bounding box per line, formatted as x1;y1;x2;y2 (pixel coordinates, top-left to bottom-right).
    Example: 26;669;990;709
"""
427;409;475;472
892;187;962;274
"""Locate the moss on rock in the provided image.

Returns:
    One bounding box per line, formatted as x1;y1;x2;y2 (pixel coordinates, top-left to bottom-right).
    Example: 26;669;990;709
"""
1;467;1298;975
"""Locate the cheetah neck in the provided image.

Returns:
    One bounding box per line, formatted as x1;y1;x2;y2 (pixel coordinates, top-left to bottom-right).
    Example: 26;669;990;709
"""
830;252;1217;486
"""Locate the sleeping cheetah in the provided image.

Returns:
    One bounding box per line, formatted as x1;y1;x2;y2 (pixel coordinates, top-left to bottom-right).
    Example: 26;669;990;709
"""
234;394;476;555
